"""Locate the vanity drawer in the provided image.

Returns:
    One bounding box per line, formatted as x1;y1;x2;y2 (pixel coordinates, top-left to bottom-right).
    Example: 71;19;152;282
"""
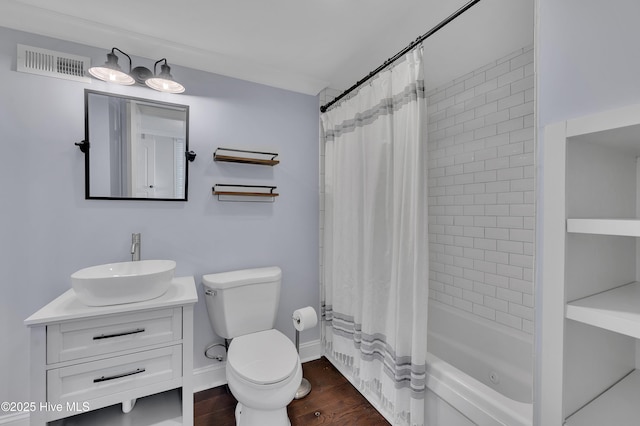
47;345;182;405
47;308;182;364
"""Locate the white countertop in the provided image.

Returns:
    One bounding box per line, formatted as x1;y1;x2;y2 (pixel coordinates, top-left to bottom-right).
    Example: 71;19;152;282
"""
25;276;198;326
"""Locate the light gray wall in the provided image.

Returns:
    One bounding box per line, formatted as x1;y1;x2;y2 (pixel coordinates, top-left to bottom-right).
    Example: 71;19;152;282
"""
537;0;640;126
0;27;319;404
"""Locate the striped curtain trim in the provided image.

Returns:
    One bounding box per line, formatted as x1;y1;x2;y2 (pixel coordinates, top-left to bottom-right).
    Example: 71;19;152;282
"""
323;80;425;143
323;304;426;394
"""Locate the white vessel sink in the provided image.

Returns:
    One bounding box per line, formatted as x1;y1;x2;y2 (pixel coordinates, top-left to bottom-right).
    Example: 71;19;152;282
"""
71;260;176;306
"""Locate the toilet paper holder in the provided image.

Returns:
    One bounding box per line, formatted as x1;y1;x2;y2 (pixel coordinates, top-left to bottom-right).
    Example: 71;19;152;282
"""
292;306;318;399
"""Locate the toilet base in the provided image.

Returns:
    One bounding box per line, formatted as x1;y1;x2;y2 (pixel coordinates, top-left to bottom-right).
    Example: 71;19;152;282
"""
234;402;291;426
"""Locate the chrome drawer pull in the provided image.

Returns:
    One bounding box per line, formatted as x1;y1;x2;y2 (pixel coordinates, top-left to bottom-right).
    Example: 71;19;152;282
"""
93;368;146;383
93;328;145;340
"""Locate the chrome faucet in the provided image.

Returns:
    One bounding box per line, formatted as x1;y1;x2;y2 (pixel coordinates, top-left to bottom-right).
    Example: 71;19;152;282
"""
131;233;141;261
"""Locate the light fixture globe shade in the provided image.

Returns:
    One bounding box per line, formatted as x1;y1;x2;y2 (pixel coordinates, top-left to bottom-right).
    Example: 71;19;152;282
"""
88;52;135;85
145;63;185;93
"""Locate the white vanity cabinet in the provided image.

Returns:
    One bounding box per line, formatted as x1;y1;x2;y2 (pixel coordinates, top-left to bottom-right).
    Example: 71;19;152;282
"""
25;276;197;426
540;104;640;426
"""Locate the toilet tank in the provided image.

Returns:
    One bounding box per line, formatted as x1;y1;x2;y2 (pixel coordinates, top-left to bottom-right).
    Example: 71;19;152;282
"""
203;266;282;339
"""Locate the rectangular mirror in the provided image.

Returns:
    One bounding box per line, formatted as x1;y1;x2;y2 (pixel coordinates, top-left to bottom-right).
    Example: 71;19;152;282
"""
83;90;190;200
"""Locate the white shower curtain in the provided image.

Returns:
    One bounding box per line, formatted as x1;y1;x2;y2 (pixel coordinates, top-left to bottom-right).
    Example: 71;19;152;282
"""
320;49;428;426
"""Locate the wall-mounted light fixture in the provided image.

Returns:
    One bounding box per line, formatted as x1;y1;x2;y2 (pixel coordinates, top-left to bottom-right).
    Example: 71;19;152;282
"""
88;48;135;85
146;59;185;94
88;47;185;94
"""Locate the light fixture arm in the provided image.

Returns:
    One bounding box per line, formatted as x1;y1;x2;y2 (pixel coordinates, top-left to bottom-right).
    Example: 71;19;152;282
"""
153;58;168;75
111;47;132;73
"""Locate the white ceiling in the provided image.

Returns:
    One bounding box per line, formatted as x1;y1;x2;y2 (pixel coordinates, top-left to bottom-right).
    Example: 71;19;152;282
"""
0;0;534;96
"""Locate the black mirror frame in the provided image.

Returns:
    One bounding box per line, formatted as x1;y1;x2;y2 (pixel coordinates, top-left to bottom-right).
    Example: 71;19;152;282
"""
81;89;191;201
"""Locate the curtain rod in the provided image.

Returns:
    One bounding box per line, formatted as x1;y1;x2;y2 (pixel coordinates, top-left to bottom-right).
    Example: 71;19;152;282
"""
320;0;482;113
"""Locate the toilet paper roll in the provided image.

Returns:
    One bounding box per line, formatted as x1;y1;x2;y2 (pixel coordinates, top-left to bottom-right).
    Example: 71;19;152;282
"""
292;306;318;331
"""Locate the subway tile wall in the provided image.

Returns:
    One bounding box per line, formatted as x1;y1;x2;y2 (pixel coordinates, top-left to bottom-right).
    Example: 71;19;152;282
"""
427;46;535;334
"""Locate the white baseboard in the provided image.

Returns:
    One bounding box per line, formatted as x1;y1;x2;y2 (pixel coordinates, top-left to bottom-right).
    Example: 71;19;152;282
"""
193;362;227;393
299;338;322;363
192;338;322;393
0;412;29;426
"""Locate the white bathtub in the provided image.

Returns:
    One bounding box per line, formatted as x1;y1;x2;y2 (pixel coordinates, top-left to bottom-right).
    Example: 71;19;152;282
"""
425;300;533;426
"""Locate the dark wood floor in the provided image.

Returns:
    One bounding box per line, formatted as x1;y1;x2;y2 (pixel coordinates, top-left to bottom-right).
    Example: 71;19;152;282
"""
194;357;390;425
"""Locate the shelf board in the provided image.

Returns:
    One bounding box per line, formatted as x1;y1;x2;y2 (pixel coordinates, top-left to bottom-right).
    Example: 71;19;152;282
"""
566;282;640;339
564;370;640;426
213;191;279;197
567;218;640;237
212;184;278;201
49;389;182;426
214;154;280;166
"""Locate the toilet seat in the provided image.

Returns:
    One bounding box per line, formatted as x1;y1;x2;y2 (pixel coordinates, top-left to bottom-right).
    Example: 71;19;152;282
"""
228;329;299;385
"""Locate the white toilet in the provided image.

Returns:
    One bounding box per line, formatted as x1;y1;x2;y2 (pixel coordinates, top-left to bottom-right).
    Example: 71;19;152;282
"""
203;266;302;426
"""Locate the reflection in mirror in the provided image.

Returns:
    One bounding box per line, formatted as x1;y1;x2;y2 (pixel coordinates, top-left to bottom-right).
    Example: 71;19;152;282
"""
84;90;189;200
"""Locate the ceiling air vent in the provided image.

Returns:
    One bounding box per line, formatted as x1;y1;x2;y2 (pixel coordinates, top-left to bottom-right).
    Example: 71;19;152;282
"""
16;44;91;83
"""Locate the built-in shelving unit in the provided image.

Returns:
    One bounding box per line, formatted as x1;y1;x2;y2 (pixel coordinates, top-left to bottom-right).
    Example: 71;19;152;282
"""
541;103;640;426
213;147;279;166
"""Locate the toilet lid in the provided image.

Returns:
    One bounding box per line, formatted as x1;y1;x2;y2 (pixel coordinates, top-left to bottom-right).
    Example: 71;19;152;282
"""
228;329;299;385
